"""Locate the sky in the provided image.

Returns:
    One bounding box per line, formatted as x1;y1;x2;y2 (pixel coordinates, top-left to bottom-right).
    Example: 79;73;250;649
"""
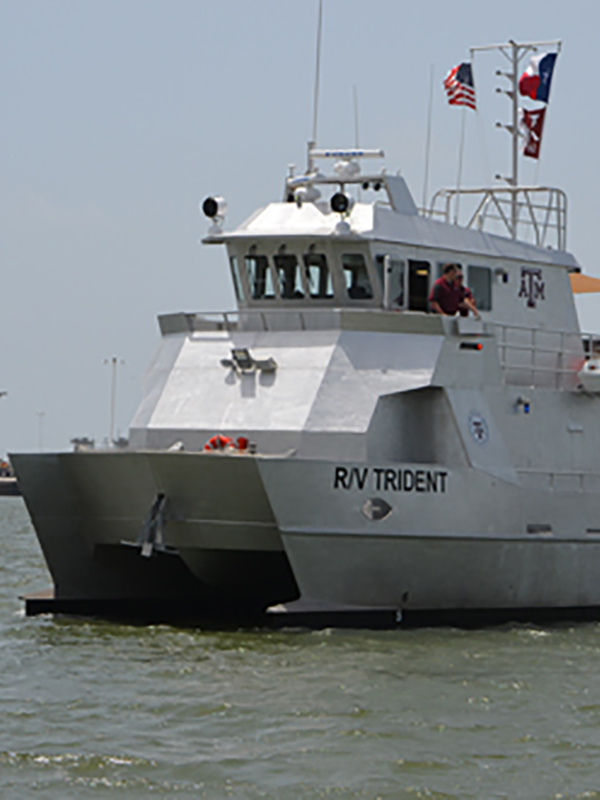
2;0;600;454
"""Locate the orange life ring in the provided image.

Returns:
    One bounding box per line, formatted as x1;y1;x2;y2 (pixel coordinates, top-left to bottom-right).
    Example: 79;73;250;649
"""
203;434;250;452
204;434;233;451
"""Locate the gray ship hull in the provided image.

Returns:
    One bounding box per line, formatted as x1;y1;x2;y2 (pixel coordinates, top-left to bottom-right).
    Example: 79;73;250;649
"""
13;448;600;620
12;451;299;615
259;457;600;612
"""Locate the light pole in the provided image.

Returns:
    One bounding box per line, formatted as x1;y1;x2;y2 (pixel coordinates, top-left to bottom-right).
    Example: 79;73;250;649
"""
36;411;46;453
0;393;6;459
103;357;125;447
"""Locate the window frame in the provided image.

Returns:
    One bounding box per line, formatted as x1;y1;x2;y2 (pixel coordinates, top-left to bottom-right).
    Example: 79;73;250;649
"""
375;254;406;309
229;255;245;302
233;240;377;306
467;265;493;312
341;251;376;302
303;251;335;300
273;251;307;300
243;251;278;301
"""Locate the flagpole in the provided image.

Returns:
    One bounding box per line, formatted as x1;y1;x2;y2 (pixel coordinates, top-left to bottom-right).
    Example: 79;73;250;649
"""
471;38;561;238
510;41;519;237
421;64;435;211
454;106;467;225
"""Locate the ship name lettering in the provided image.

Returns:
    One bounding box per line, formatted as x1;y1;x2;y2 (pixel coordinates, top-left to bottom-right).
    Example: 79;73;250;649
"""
333;466;368;490
333;466;447;493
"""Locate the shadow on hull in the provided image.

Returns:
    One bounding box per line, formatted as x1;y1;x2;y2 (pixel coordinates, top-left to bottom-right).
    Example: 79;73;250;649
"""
21;588;600;631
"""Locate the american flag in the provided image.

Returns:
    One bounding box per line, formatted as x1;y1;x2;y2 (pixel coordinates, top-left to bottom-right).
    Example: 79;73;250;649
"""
444;62;476;110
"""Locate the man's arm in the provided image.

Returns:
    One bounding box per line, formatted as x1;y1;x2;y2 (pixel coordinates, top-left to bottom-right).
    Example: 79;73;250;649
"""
460;293;481;319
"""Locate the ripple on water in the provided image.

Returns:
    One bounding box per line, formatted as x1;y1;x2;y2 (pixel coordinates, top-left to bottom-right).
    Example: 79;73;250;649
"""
3;501;600;796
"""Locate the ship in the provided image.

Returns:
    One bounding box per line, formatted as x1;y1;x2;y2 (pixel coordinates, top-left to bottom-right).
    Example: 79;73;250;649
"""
13;38;600;626
0;460;20;497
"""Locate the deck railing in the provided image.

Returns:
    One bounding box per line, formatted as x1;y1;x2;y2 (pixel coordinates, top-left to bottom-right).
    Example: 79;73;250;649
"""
424;186;568;251
159;310;600;391
491;323;599;390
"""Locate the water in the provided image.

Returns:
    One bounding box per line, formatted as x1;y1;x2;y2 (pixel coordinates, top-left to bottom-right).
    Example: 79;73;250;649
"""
2;499;600;798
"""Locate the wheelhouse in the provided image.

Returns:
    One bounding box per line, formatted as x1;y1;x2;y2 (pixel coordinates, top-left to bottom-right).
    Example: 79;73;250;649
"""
226;238;499;316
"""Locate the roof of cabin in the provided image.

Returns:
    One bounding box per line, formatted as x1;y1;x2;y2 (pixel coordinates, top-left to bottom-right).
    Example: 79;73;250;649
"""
215;200;579;270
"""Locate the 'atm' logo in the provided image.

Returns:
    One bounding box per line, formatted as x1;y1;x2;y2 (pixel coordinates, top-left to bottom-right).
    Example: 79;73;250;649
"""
518;267;545;308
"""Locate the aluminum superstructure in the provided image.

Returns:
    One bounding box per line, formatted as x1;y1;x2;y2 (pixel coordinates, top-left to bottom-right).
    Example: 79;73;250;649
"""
12;140;600;623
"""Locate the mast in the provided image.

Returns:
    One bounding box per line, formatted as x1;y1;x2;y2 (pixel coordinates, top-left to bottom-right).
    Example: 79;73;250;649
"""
510;41;519;234
471;38;561;239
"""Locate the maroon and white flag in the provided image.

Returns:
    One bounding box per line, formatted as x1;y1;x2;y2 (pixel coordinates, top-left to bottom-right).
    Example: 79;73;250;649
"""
520;107;546;159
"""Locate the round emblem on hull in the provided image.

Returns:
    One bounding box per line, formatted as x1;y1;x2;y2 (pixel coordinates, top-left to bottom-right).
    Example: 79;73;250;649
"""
468;411;489;444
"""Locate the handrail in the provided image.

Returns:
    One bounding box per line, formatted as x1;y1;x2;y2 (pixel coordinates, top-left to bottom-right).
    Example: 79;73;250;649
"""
425;186;567;250
490;321;588;390
166;310;598;342
162;310;600;392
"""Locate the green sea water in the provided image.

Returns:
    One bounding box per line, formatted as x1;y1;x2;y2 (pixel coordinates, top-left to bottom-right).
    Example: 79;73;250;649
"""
2;496;600;799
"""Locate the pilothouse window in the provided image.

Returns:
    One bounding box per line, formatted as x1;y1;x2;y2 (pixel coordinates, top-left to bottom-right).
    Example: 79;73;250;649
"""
303;253;333;299
229;256;243;301
274;253;305;299
468;266;492;311
244;254;275;300
342;253;373;300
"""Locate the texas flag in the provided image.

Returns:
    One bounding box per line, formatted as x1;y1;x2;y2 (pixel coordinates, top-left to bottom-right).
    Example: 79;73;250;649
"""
518;52;557;103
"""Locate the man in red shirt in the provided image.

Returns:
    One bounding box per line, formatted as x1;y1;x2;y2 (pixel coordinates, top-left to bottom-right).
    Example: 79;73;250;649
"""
428;263;462;315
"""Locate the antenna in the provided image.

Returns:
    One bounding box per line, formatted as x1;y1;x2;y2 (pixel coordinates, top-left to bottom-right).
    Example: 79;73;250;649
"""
353;84;360;148
353;84;361;200
454;107;467;225
421;64;435;210
308;0;323;172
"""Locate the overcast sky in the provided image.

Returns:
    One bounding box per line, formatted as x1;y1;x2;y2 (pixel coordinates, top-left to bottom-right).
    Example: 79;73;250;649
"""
2;0;599;454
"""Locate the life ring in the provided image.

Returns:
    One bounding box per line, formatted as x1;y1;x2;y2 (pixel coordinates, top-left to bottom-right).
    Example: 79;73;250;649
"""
204;434;233;451
203;435;249;452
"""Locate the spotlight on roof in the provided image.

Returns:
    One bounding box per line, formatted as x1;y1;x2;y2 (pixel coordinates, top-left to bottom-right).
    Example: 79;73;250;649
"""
201;196;227;235
201;196;227;220
330;192;353;214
